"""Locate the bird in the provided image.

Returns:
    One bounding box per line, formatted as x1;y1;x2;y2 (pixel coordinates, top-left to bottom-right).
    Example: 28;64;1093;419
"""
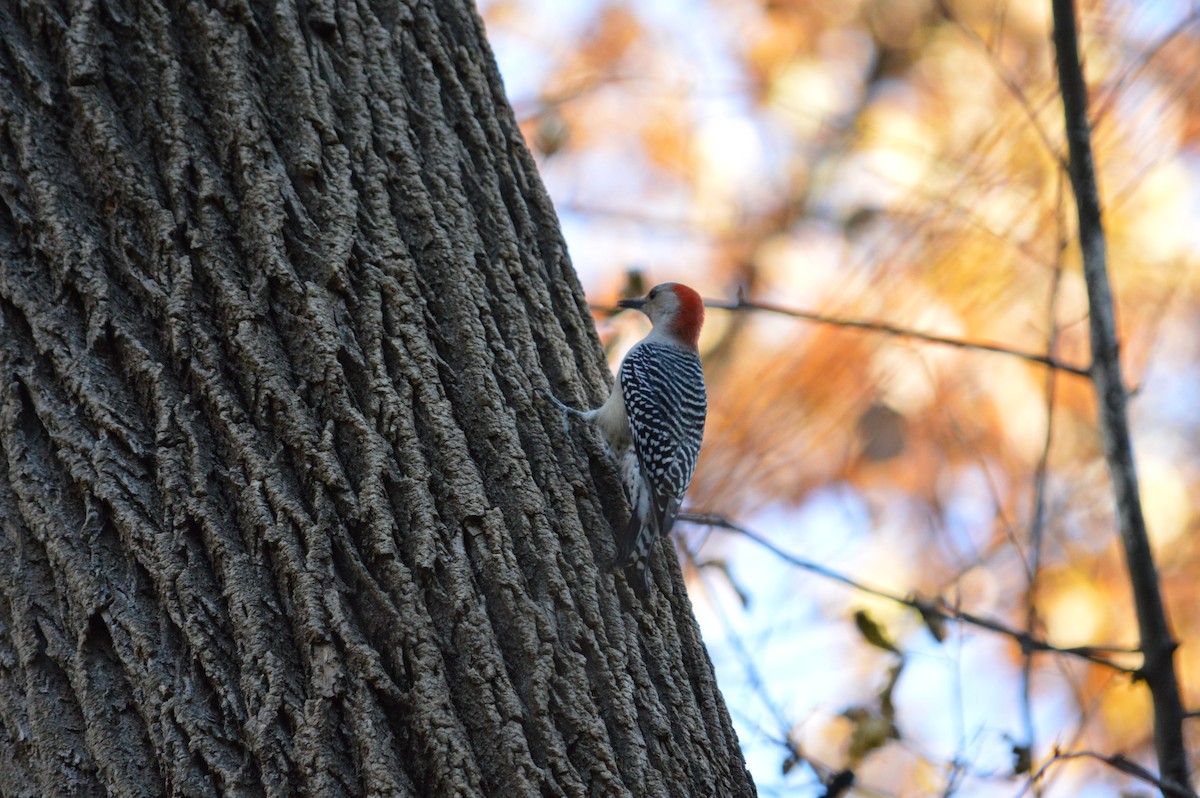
550;282;707;594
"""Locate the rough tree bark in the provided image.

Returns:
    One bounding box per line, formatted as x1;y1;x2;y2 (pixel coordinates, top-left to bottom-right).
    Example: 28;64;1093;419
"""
0;1;755;796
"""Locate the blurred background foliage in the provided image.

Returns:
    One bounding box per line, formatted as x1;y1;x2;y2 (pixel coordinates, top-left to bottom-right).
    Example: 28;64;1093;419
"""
481;0;1199;794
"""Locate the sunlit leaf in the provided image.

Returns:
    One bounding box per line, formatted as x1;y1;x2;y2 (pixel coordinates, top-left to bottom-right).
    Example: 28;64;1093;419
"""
879;661;904;721
917;602;948;643
842;705;900;764
1011;743;1032;776
820;769;856;798
853;609;901;654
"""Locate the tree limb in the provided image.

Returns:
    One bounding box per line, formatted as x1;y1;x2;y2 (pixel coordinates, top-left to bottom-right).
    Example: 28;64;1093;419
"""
1051;0;1190;791
1018;751;1199;798
679;512;1140;673
593;297;1091;377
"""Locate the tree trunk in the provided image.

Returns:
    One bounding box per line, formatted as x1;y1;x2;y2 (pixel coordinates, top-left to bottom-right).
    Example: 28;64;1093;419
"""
0;1;755;796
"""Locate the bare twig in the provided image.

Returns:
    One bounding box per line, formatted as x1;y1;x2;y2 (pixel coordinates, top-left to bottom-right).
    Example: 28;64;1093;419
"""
715;297;1091;376
935;0;1067;170
1020;169;1069;797
1052;0;1190;791
681;547;796;745
594;297;1091;377
1015;750;1199;798
678;512;1140;673
1091;10;1200;126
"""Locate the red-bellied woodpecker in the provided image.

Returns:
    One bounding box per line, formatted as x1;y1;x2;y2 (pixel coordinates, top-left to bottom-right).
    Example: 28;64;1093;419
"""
551;283;707;595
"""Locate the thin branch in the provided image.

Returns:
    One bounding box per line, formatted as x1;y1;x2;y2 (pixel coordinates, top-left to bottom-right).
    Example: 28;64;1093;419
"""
593;297;1092;377
1052;0;1190;791
678;512;1140;673
1019;168;1068;797
1092;10;1200;126
681;547;796;746
887;197;1057;269
935;0;1067;171
1016;751;1199;798
942;411;1029;574
708;297;1092;377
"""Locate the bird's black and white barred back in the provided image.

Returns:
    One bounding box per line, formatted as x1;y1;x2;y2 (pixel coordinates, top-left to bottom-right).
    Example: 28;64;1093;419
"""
611;340;706;591
546;281;707;596
621;342;706;503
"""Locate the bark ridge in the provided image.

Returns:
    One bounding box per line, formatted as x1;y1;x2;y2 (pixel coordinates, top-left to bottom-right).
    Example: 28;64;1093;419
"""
0;1;755;796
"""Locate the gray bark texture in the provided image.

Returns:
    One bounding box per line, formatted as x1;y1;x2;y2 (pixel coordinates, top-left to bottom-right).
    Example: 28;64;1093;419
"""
0;1;755;797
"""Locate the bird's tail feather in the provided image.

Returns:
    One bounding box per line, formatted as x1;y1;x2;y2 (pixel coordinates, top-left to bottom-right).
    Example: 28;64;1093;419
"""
609;452;683;596
609;511;654;595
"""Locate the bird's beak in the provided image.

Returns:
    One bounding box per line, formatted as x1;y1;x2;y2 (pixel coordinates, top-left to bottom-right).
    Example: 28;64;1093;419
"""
616;297;645;311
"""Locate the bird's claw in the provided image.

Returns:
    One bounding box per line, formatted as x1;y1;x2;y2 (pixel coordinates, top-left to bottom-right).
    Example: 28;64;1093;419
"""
539;387;577;435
